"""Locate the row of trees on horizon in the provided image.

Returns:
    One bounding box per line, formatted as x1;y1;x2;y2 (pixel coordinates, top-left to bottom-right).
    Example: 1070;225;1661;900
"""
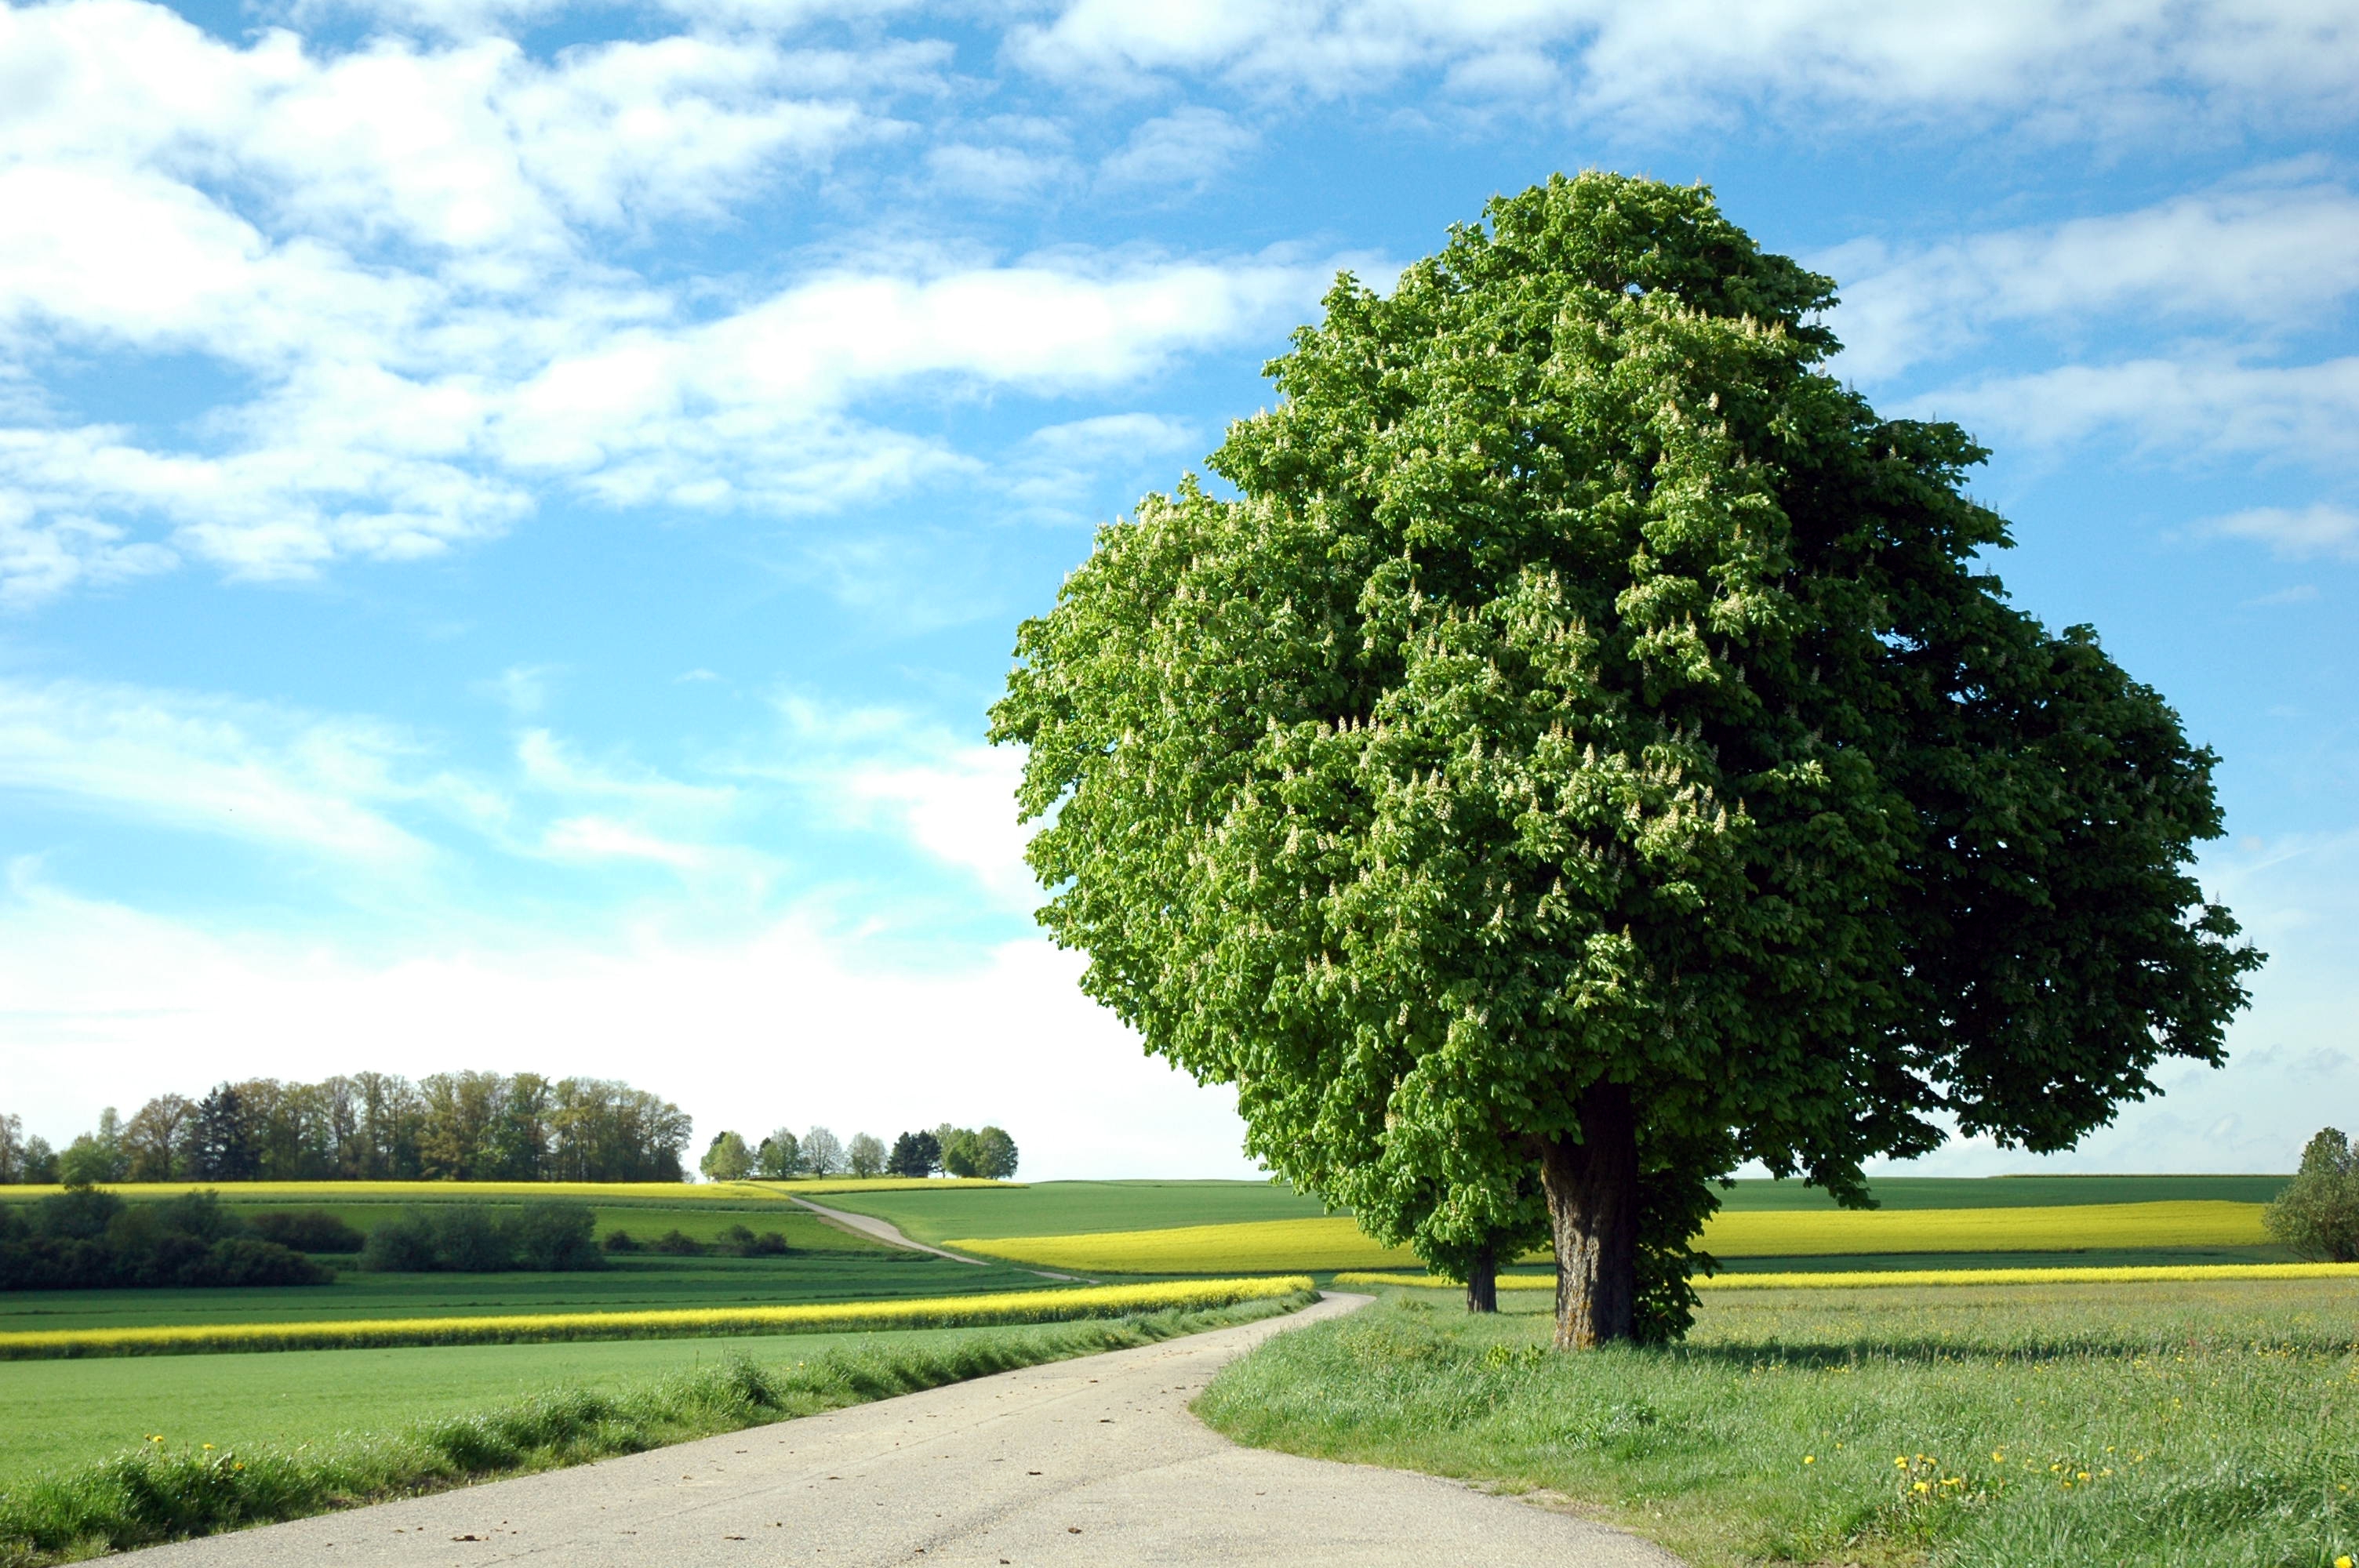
0;1073;693;1185
699;1123;1019;1181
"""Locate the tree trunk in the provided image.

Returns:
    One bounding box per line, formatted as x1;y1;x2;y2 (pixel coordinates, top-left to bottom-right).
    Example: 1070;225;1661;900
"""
1539;1080;1639;1348
1465;1238;1498;1313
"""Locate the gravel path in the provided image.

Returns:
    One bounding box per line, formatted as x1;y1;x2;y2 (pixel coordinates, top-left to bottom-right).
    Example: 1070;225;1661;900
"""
124;1293;1681;1567
787;1198;987;1264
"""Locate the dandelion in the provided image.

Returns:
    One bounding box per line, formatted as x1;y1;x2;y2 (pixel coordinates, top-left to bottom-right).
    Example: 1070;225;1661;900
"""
202;1443;214;1450
1803;1455;1815;1465
1912;1481;1930;1494
2334;1555;2350;1568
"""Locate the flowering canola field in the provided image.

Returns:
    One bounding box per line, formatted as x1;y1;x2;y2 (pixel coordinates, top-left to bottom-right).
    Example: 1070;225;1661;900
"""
949;1200;2271;1274
0;1276;1314;1360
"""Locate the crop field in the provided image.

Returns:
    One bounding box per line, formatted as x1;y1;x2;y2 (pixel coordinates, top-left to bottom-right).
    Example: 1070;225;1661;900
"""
1201;1276;2359;1568
0;1254;1060;1335
0;1276;1314;1359
946;1199;2283;1274
0;1319;1001;1485
809;1178;1336;1243
0;1293;1319;1562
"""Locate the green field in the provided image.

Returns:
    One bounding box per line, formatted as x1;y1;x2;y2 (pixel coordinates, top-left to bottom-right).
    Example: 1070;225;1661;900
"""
0;1322;950;1483
0;1294;1316;1563
812;1179;1336;1242
0;1254;1056;1334
1202;1276;2359;1568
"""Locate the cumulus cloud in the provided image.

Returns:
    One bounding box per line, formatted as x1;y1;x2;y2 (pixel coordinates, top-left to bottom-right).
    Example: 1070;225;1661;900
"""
1010;0;2359;132
1099;106;1256;187
1826;173;2359;382
0;873;1258;1179
1917;355;2359;470
0;0;1338;605
0;677;445;865
2205;503;2359;560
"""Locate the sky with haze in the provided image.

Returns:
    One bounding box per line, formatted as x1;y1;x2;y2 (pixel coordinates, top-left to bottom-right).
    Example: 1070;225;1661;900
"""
2;0;2355;1180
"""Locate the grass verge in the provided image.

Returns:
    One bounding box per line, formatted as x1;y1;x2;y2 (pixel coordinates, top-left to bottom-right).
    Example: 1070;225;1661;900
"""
1199;1279;2359;1568
0;1276;1313;1360
0;1289;1316;1566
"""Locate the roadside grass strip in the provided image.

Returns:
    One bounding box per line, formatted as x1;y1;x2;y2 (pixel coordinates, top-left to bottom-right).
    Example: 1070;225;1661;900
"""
1199;1279;2359;1568
0;1277;1314;1361
958;1201;2270;1275
0;1294;1313;1568
1334;1261;2359;1292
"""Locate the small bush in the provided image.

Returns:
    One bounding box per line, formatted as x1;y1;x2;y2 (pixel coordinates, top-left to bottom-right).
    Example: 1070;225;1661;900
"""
717;1224;757;1257
357;1203;601;1274
602;1229;642;1253
509;1202;602;1272
650;1229;704;1257
0;1189;327;1290
247;1210;366;1254
749;1231;791;1257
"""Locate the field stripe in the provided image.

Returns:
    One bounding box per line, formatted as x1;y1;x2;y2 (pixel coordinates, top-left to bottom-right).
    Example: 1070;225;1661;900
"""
950;1200;2274;1273
0;1277;1314;1361
1332;1262;2359;1291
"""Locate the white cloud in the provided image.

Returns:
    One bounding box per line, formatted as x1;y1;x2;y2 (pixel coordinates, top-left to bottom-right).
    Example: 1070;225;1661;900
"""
1917;356;2359;470
0;873;1259;1179
0;677;442;865
0;0;1335;605
1098;106;1256;187
1826;173;2359;381
2206;503;2359;560
1010;0;2359;132
839;743;1037;909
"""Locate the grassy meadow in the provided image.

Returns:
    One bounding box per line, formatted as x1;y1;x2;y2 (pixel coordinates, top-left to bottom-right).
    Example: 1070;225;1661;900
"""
1201;1276;2359;1568
0;1292;1318;1565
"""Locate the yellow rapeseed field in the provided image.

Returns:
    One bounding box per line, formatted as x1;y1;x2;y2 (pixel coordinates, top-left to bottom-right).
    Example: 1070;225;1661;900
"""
1330;1261;2359;1290
0;1276;1314;1361
1699;1199;2268;1255
956;1200;2270;1273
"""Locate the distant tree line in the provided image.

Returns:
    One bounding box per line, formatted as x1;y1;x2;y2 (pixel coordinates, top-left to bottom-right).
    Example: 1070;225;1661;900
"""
698;1123;1016;1182
887;1125;1018;1180
0;1188;330;1290
0;1073;693;1185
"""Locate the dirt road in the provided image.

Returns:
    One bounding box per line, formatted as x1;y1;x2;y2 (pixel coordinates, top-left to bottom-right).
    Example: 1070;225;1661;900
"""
125;1293;1679;1566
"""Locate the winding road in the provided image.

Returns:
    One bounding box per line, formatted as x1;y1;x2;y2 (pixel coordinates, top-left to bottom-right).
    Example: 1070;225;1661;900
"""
125;1293;1679;1566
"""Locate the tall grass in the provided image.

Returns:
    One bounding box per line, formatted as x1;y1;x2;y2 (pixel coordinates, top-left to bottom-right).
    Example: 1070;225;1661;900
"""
0;1290;1314;1566
1198;1280;2359;1568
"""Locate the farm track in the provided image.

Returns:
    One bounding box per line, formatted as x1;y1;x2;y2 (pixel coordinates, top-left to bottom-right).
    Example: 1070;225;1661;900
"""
787;1196;987;1263
119;1293;1679;1567
791;1198;1087;1283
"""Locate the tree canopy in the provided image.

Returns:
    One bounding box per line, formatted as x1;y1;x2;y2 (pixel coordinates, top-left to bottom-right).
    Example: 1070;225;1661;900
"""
992;172;2260;1345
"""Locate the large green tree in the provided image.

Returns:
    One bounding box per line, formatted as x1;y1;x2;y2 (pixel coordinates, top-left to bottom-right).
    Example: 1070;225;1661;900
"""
992;174;2260;1348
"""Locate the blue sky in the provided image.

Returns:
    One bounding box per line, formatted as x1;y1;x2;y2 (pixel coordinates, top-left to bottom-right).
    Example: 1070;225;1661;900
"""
1;0;2354;1180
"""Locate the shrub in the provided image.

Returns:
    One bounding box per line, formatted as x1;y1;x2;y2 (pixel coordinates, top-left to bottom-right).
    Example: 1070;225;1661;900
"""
248;1210;366;1253
651;1229;704;1256
602;1229;642;1254
358;1203;602;1273
2265;1128;2359;1261
748;1231;791;1257
509;1201;602;1272
0;1188;328;1290
357;1213;439;1272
